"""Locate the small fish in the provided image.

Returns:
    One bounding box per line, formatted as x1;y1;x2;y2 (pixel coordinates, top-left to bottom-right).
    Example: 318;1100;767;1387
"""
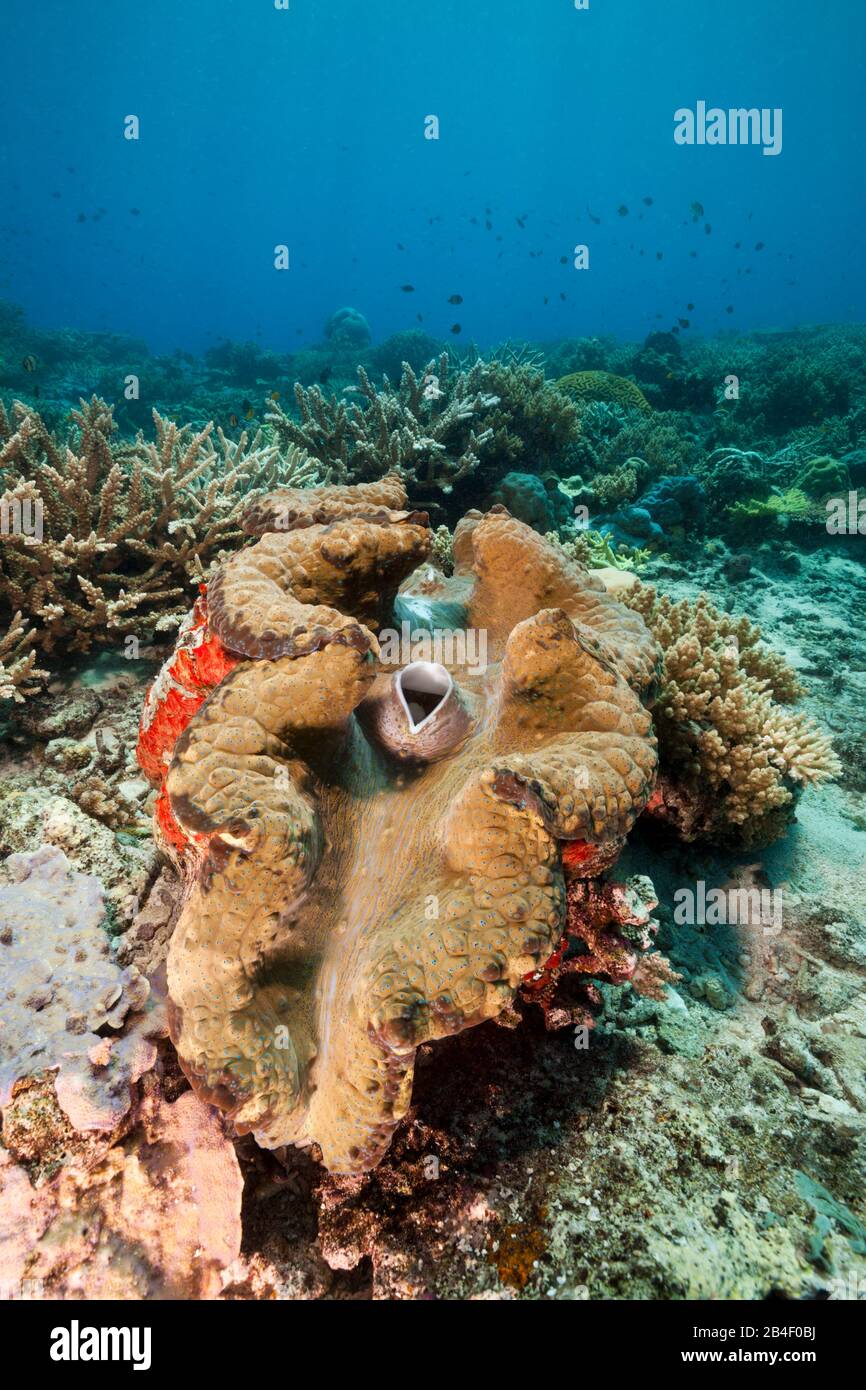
396;242;405;250
244;408;254;420
543;296;549;305
400;284;415;292
77;212;87;222
642;196;654;206
485;219;492;231
656;251;663;260
559;255;568;264
447;294;463;304
560;292;566;301
666;372;674;380
516;216;526;228
242;399;253;414
688;250;697;259
726;305;734;314
678;318;690;329
269;391;280;402
617;204;629;217
687;302;695;310
129;207;140;215
755;241;765;251
51;191;61;199
417;313;424;322
586;206;601;225
450;323;462;334
690;201;704;221
229;413;239;427
21;355;37;372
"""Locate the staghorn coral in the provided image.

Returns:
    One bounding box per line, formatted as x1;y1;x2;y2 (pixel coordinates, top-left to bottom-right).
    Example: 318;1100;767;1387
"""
0;610;47;702
623;587;840;844
266;356;578;515
137;484;660;1174
556;370;652;415
267;356;497;500
0;397;323;659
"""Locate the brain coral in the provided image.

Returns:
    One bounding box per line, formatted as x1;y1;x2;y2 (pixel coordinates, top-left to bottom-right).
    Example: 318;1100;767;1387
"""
137;482;660;1173
556;371;652;415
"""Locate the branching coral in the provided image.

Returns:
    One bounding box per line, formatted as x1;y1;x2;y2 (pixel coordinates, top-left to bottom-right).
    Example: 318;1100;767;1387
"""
623;587;840;844
545;529;649;573
137;485;660;1173
0;397;324;660
266;356;578;512
267;357;497;499
0;611;47;702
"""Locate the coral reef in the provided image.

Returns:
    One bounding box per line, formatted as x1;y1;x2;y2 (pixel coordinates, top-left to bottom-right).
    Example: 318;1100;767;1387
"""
0;396;322;666
624;588;841;845
266;355;578;519
137;482;660;1174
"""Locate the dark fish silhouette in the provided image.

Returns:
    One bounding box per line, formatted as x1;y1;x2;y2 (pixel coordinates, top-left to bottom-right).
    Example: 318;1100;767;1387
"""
617;205;629;217
450;323;461;334
678;318;690;329
400;284;415;292
726;305;734;313
447;294;463;304
687;302;695;310
690;201;704;221
642;196;654;206
586;206;601;225
755;241;765;251
21;355;37;372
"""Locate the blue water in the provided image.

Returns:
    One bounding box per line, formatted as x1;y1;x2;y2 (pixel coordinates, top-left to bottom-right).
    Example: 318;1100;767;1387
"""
1;0;864;353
